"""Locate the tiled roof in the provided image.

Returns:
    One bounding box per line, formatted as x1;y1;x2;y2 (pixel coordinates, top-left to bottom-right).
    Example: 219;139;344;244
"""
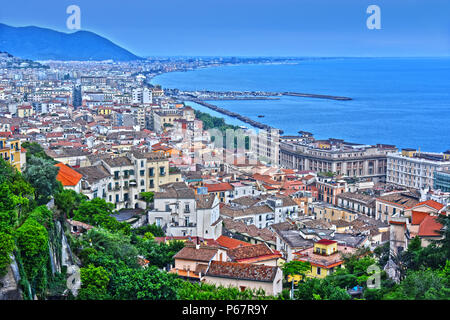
173;245;218;262
216;235;251;249
75;165;110;184
195;193;216;209
413;200;445;211
206;261;278;282
418;216;443;237
228;243;280;262
220;204;273;218
294;245;357;268
222;218;277;243
376;192;419;209
55;162;82;186
204;182;233;192
411;211;429;225
316;239;337;245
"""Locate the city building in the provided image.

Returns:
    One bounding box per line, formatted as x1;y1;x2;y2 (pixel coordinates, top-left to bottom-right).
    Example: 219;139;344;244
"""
280;138;397;182
147;182;223;239
293;239;357;279
387;149;450;190
434;169;450;192
203;261;283;296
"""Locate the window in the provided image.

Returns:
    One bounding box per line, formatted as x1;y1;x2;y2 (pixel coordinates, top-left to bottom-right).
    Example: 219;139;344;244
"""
160;167;165;175
316;267;321;275
140;179;145;186
148;168;154;177
149;179;154;188
140;170;145;176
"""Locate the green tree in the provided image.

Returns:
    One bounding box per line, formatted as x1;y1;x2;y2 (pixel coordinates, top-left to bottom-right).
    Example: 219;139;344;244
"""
77;264;111;300
281;260;311;299
23;156;59;205
21;142;55;162
295;278;351;300
15;218;50;297
73;198;130;235
133;223;165;237
0;232;15;276
136;239;184;269
139;192;154;210
54;189;87;218
110;266;180;300
383;269;450;300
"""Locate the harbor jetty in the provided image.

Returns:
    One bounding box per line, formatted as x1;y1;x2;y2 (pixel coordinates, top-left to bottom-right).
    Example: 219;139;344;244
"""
282;92;352;101
170;90;352;101
188;99;278;131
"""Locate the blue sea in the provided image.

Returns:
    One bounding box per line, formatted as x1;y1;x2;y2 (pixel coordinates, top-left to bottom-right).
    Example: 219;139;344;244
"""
151;58;450;152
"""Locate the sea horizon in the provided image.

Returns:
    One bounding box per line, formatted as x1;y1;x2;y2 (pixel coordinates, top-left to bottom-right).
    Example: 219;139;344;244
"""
151;57;450;153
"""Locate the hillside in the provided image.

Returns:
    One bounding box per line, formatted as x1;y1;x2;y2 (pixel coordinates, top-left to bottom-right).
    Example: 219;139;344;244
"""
0;23;142;61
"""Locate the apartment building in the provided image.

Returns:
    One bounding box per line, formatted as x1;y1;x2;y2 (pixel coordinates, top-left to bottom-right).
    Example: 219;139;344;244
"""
315;176;347;206
387;149;450;190
147;182;222;239
132;87;152;104
0;137;26;171
336;192;376;218
375;191;420;223
250;128;281;166
310;202;358;223
280;139;397;182
434;169;450;192
73;151;182;210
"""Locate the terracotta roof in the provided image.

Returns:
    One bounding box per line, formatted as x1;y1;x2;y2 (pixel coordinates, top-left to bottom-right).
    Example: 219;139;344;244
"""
66;219;94;230
411;211;429;225
55;162;82;186
204;182;233;192
418;216;443;237
173;245;218;262
216;235;251;249
228;243;280;262
206;261;278;282
316;239;337;245
413;200;445;211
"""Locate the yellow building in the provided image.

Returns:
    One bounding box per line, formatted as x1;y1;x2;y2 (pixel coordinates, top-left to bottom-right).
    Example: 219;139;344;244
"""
293;239;357;279
312;202;358;223
97;107;113;116
17;106;34;118
0;137;25;171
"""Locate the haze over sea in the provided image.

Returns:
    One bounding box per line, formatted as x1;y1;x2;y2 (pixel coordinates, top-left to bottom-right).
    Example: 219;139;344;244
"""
151;58;450;153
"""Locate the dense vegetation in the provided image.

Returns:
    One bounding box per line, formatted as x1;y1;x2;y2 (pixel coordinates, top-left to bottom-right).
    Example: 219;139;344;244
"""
1;142;449;300
194;109;250;150
287;231;450;300
0;148;278;300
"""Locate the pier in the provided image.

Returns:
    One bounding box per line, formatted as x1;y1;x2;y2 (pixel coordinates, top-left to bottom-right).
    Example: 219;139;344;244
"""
188;99;277;131
282;92;352;101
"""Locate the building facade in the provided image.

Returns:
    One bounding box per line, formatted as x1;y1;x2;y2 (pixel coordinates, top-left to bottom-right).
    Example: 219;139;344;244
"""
387;149;450;190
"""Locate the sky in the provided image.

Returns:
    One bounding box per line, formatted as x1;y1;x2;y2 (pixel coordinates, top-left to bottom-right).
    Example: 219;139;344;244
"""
1;0;449;57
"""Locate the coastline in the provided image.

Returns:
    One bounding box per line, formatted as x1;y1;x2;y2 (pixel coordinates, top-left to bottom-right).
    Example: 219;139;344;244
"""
149;58;450;152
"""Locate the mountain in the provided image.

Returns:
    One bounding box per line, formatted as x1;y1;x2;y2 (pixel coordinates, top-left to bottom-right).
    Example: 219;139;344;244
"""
0;23;142;61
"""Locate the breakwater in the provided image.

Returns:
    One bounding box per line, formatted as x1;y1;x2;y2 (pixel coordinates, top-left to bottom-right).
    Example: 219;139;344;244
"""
282;92;352;101
188;99;278;131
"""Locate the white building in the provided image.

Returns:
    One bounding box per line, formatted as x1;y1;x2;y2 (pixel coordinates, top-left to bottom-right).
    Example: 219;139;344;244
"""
148;182;222;239
132;87;152;104
387;149;450;190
